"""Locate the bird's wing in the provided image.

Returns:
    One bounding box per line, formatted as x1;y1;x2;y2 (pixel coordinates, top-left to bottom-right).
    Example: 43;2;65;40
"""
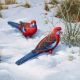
33;37;56;53
46;41;56;50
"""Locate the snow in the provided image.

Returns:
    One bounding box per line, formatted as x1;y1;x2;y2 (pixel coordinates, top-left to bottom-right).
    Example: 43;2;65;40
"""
0;0;80;80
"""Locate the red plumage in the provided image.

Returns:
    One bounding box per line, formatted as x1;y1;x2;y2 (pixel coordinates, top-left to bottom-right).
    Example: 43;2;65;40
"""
15;27;62;65
32;27;62;54
18;20;37;37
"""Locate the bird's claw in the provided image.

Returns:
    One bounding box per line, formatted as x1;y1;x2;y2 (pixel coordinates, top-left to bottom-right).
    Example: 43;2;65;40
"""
48;49;53;54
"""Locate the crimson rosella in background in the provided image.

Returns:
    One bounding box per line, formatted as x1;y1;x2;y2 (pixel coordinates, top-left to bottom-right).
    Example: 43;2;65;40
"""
16;27;62;65
8;20;37;37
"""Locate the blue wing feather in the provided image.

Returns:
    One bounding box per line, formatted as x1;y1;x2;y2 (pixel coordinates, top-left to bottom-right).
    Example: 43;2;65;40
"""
8;21;19;29
16;52;39;65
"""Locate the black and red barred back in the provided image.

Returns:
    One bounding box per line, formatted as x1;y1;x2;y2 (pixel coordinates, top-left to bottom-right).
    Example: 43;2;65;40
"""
32;34;56;53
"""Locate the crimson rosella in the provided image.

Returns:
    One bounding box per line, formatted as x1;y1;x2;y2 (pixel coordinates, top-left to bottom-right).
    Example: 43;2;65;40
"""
16;27;62;65
8;20;37;37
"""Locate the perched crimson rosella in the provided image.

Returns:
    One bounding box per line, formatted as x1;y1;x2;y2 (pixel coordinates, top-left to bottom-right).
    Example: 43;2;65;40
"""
8;20;37;37
16;27;62;65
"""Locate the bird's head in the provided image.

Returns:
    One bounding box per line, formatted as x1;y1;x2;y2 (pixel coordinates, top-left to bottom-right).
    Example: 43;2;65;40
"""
52;27;62;36
31;20;36;24
31;20;37;28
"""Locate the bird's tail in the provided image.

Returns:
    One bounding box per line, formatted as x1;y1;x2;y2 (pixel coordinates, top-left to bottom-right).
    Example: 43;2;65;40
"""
15;52;39;65
8;21;19;29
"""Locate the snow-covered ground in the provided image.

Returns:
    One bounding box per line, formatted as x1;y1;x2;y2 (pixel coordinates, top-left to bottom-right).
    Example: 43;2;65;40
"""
0;0;80;80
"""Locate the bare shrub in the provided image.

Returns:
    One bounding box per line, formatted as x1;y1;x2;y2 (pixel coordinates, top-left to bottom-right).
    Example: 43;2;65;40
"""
5;0;17;5
49;0;58;5
0;4;8;10
62;22;80;47
55;0;80;47
44;3;50;11
23;1;31;8
0;4;2;10
56;0;80;22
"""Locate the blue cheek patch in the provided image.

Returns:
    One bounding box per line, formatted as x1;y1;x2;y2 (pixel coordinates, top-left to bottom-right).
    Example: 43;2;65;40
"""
30;24;37;28
30;24;33;27
56;31;60;35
